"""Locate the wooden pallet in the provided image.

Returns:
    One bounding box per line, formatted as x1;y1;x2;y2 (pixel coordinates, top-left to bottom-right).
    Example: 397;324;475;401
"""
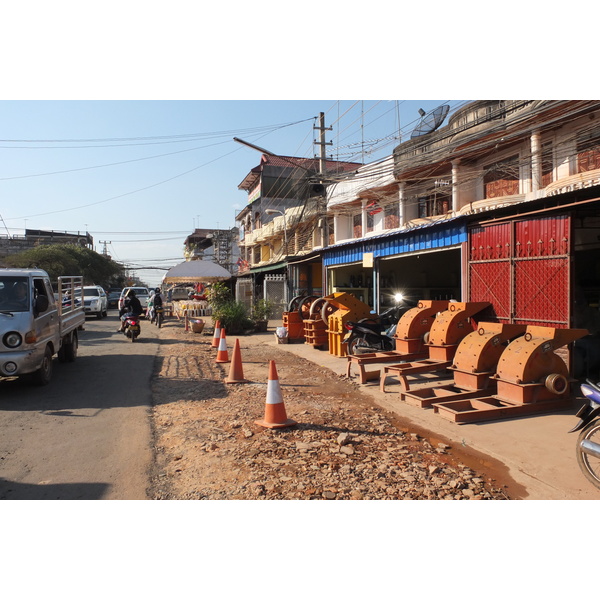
346;350;427;384
380;360;453;392
432;395;574;424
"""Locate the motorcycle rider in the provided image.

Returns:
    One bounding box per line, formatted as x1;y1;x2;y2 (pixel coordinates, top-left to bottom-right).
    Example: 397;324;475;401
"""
118;289;143;333
148;287;163;323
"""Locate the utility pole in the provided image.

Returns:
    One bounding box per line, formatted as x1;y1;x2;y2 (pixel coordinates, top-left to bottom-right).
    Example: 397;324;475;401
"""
314;112;332;177
313;112;332;248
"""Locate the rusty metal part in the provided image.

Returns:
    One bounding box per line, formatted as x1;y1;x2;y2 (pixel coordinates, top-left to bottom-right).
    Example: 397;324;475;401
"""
346;351;424;384
394;300;449;353
427;302;490;349
433;396;574;424
379;302;492;391
400;322;526;407
345;299;446;382
380;360;453;393
450;323;527;390
433;325;590;423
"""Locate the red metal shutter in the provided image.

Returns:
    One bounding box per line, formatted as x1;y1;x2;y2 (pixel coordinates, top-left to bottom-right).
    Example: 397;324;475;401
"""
468;222;512;322
468;215;571;327
513;216;570;327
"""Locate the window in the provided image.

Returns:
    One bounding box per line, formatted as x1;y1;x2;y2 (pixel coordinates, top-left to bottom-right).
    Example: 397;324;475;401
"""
577;127;600;173
484;155;520;198
418;191;451;218
384;203;400;229
353;213;362;238
541;141;553;187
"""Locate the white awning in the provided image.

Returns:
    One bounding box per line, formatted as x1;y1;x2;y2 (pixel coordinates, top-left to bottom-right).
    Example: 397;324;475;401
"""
162;259;231;284
327;155;396;208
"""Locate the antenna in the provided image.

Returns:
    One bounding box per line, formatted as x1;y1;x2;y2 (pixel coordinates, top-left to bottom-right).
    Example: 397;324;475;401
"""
410;104;450;139
0;214;11;238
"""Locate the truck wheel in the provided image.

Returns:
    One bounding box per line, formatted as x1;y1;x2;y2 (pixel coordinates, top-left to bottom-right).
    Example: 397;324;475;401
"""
96;311;103;319
64;331;78;362
34;346;53;386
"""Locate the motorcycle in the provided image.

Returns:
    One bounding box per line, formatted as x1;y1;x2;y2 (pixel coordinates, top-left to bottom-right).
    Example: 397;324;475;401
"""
154;305;164;328
343;294;415;355
569;379;600;489
123;314;141;342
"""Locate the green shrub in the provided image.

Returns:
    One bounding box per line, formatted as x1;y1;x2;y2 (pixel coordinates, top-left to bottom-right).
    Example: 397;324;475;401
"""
252;299;275;321
212;300;254;334
206;282;232;309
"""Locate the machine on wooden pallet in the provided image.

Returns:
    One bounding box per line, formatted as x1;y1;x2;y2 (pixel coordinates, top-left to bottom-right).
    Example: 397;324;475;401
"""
379;302;491;393
346;300;449;383
302;297;331;350
281;295;318;342
400;322;526;408
321;292;374;357
432;325;589;424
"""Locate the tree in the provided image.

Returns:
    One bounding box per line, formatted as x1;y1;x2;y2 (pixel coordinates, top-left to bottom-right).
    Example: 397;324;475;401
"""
4;244;125;288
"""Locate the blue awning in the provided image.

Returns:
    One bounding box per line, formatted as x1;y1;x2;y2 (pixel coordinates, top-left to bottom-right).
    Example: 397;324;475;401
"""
323;218;467;266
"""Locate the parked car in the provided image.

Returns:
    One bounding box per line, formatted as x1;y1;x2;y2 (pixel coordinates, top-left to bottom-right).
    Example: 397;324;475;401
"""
171;286;192;301
119;287;150;314
82;285;108;319
107;290;121;309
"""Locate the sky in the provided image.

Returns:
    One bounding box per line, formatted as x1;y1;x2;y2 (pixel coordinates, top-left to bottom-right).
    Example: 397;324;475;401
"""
0;99;463;286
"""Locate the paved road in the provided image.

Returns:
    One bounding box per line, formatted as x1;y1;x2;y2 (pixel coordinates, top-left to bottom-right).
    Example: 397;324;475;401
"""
0;310;156;500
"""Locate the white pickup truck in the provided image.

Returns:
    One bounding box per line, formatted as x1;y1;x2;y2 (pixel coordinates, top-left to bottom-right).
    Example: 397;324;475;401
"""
0;269;85;385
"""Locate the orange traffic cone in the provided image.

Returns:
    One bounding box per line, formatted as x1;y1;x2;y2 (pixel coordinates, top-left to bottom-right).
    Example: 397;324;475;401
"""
211;320;221;348
255;360;297;429
215;328;229;363
224;339;248;384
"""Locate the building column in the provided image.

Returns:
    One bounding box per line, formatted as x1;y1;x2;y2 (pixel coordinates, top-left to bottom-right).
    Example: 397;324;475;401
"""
333;211;342;244
361;199;368;234
531;129;542;192
398;182;405;226
452;159;461;212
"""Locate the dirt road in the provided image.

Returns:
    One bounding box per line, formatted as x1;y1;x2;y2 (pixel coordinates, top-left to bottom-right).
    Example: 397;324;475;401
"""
149;319;516;500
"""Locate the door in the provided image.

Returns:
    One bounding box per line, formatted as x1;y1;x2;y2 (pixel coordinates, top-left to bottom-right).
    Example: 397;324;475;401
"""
468;215;571;327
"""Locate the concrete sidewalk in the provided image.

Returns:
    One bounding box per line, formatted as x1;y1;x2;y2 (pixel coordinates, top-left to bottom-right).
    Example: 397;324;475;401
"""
238;321;598;500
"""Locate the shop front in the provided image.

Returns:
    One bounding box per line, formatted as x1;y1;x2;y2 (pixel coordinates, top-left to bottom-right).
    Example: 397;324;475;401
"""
322;219;467;312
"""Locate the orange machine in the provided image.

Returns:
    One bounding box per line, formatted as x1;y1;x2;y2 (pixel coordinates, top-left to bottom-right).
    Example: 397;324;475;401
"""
400;322;526;408
346;300;448;383
323;292;374;357
433;325;589;423
380;302;491;392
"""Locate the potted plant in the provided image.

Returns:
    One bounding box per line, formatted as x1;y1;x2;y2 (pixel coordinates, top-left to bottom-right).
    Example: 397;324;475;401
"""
252;299;275;332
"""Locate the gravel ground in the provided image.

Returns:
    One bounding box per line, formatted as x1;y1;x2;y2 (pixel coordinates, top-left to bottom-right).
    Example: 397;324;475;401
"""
148;319;512;500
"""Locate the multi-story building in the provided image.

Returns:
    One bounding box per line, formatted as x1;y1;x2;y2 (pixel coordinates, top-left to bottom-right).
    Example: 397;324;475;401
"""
314;100;600;377
235;153;360;308
183;227;240;276
0;229;93;263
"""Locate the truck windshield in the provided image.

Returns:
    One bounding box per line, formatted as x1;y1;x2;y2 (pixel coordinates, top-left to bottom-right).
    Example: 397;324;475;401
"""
0;277;30;312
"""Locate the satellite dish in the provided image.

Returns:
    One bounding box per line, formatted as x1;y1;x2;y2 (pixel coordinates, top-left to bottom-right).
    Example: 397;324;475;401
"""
410;104;450;139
